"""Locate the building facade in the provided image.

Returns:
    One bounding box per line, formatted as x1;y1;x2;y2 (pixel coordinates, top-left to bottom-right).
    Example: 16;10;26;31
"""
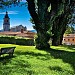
63;34;75;45
3;11;10;31
10;25;27;32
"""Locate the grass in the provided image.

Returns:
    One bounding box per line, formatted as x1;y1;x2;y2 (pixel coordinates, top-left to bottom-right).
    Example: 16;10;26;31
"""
0;44;75;75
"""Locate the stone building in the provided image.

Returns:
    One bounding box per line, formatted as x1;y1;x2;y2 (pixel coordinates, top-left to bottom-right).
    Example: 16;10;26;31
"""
10;25;27;32
63;34;75;45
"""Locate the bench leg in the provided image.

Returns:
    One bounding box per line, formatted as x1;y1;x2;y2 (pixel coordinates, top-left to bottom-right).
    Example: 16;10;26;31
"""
9;53;13;57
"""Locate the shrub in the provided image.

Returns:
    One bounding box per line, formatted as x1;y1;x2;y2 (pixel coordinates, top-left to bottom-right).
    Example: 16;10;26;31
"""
0;36;34;46
15;39;34;46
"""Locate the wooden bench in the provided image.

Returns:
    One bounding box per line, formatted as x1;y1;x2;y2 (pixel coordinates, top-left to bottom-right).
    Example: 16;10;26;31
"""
0;47;16;57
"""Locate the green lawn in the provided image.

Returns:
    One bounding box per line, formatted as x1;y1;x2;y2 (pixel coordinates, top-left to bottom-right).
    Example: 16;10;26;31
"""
0;44;75;75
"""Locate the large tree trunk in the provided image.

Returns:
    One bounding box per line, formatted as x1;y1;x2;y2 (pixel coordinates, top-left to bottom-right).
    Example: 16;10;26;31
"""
26;0;52;49
52;1;71;46
52;13;70;46
52;18;62;46
35;30;50;49
52;27;66;46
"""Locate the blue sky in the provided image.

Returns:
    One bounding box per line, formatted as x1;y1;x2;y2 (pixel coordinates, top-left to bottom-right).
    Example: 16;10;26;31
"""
0;1;33;30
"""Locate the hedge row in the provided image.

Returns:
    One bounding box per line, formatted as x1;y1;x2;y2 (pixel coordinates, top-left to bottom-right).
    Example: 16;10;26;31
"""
0;37;34;46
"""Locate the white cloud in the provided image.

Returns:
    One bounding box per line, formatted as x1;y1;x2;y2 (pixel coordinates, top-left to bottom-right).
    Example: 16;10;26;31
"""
0;11;19;14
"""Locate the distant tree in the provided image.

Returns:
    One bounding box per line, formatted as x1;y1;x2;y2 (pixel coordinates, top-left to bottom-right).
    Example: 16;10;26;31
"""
65;25;74;34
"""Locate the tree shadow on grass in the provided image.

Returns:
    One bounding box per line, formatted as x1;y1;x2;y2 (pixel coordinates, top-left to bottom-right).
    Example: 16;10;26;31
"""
15;51;51;60
16;51;45;56
15;47;75;74
48;66;74;74
0;55;34;75
45;48;75;74
0;55;15;65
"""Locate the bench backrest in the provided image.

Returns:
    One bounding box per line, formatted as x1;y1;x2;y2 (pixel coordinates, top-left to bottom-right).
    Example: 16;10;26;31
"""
1;47;16;54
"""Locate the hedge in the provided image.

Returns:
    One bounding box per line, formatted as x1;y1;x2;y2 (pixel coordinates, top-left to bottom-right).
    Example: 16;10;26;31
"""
0;36;34;46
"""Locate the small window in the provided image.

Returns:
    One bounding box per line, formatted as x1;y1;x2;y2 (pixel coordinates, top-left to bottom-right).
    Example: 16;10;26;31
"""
72;39;74;41
68;39;70;41
7;20;8;22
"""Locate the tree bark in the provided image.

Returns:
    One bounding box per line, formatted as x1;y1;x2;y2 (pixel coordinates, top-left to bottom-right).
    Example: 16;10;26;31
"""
51;0;72;46
52;13;70;46
26;0;52;49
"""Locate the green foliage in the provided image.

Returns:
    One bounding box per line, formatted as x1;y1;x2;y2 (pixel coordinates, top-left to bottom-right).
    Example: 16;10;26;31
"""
0;36;34;46
65;26;74;34
0;0;25;9
35;32;50;49
0;44;75;75
29;18;34;24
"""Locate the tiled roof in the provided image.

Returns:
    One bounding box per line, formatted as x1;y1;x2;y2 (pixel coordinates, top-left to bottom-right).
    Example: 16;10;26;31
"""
0;31;36;39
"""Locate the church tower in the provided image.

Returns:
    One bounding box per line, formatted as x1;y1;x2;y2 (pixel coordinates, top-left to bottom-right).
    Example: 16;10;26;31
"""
3;11;10;31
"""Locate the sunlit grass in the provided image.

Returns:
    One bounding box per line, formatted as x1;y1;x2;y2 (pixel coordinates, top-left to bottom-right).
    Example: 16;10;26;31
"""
0;44;75;75
51;45;75;52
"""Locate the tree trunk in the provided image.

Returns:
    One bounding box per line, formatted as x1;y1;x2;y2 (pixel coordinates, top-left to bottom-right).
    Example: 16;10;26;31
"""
26;0;52;49
35;30;50;49
52;13;70;46
52;1;71;46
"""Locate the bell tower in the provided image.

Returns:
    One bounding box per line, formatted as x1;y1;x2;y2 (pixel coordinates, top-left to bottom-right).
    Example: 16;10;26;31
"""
3;11;10;31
